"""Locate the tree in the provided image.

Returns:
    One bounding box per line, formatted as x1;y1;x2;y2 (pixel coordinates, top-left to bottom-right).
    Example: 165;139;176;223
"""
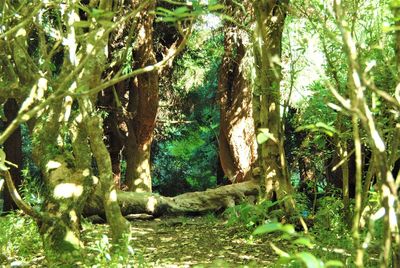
124;0;159;192
0;0;190;263
251;0;294;210
332;1;400;266
218;0;258;183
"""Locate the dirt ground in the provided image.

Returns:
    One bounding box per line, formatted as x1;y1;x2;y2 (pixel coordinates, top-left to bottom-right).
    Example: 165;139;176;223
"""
125;215;277;267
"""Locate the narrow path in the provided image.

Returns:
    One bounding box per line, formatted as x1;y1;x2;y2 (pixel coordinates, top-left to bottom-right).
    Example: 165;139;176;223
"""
128;216;275;267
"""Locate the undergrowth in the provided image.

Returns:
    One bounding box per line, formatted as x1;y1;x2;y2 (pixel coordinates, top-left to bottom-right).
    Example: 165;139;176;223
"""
223;193;384;267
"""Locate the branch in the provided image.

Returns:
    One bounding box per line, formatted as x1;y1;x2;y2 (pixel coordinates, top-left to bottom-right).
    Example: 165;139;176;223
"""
0;3;43;40
1;170;41;220
75;23;192;97
0;1;176;146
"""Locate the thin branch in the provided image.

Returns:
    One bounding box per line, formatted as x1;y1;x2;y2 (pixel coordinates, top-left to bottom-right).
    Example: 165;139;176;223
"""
1;170;41;219
0;2;43;39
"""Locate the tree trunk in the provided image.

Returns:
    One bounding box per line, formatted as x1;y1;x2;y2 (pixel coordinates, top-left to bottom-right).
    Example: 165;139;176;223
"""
80;96;130;245
85;180;260;216
125;0;158;192
98;82;127;189
31;1;130;261
31;102;93;263
2;98;23;213
252;0;294;211
218;1;257;183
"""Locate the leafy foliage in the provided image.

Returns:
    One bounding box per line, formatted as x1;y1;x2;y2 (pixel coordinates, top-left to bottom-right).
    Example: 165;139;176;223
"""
152;28;223;196
0;212;42;265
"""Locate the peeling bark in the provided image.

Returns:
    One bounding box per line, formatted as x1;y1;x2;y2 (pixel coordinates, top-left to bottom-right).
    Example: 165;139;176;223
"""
218;0;257;183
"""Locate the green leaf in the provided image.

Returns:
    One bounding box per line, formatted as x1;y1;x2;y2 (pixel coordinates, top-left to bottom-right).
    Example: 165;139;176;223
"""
257;129;275;144
325;260;344;267
73;21;91;28
315;122;336;135
253;222;283;235
293;237;314;248
157;17;178;23
173;6;190;15
281;224;295;234
295;252;322;268
295;122;337;137
91;9;114;20
256;132;269;144
156;7;174;15
270;242;290;258
208;4;225;11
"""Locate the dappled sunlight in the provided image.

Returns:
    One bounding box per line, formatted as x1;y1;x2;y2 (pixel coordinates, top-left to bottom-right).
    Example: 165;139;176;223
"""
109;190;117;202
134;178;143;186
265;169;277;180
82;169;90;177
146;196;157;212
64;230;80;248
53;183;83;199
269;102;276;113
15;28;26;37
265;178;274;194
45;160;61;172
125;216;275;266
69;210;78;223
92;175;99;185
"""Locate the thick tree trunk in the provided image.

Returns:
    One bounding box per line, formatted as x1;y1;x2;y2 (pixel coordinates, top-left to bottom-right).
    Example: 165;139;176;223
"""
125;0;158;192
218;2;257;183
125;140;152;192
84;180;260;216
31;102;93;263
2;99;23;213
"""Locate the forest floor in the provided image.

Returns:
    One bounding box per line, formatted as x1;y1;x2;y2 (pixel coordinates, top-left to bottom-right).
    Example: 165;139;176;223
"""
83;215;277;267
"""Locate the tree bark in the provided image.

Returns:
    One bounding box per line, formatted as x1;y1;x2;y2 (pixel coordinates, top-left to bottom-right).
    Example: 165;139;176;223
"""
84;180;260;216
125;0;158;192
218;1;257;183
252;0;294;211
98;83;127;188
31;102;93;263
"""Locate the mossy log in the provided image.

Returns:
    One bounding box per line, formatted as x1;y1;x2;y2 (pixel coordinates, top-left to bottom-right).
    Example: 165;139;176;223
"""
84;180;260;217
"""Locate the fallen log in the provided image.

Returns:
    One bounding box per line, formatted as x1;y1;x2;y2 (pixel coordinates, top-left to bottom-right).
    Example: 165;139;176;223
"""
84;180;260;217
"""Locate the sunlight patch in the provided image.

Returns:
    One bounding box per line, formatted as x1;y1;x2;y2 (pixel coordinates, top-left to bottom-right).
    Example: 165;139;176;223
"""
92;176;99;185
134;178;143;186
82;168;90;177
146;196;157;213
16;28;26;37
109;190;117;202
53;183;83;199
69;210;78;223
64;230;80;247
46;160;62;172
